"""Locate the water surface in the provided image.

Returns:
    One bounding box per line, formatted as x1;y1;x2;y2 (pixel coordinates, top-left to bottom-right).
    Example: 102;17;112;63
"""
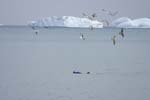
0;26;150;100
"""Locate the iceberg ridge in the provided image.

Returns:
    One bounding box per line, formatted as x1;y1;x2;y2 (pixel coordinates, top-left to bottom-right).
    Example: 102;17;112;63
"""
110;17;150;28
28;16;103;28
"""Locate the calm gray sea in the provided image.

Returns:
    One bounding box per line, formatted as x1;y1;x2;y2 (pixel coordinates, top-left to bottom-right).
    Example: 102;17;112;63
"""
0;26;150;100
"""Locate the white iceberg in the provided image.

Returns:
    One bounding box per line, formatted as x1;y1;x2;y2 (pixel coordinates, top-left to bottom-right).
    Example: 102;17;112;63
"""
110;17;150;28
28;16;103;28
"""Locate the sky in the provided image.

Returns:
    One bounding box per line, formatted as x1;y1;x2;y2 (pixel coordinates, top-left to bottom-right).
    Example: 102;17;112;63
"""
0;0;149;25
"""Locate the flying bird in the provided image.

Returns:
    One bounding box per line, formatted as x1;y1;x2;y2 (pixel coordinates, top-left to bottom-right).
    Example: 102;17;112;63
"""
101;9;118;16
31;26;39;35
91;13;97;18
80;33;85;40
89;25;94;30
101;19;110;26
119;28;124;38
109;11;118;16
82;12;98;30
111;28;125;45
111;35;116;45
34;29;39;35
82;13;97;20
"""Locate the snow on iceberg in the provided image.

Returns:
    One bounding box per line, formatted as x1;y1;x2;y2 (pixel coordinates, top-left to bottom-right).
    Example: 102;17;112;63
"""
28;16;103;28
110;17;150;28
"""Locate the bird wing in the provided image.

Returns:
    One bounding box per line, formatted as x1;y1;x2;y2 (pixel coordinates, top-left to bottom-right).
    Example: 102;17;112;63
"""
110;11;118;16
82;13;88;17
91;13;97;18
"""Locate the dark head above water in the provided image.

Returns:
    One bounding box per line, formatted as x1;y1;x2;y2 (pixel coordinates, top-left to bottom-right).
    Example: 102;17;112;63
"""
73;71;82;74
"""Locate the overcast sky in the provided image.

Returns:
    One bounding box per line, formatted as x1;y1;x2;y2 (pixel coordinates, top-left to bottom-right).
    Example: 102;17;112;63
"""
0;0;149;25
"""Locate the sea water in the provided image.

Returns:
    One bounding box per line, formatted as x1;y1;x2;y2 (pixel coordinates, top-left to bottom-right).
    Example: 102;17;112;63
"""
0;26;150;100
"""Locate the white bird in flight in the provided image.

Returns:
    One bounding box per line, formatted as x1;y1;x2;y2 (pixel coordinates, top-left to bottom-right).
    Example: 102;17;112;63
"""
101;9;118;16
101;19;110;27
82;12;97;20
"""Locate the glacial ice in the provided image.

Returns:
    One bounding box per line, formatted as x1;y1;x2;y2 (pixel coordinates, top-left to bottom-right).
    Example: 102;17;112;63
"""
110;17;150;28
28;16;103;28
